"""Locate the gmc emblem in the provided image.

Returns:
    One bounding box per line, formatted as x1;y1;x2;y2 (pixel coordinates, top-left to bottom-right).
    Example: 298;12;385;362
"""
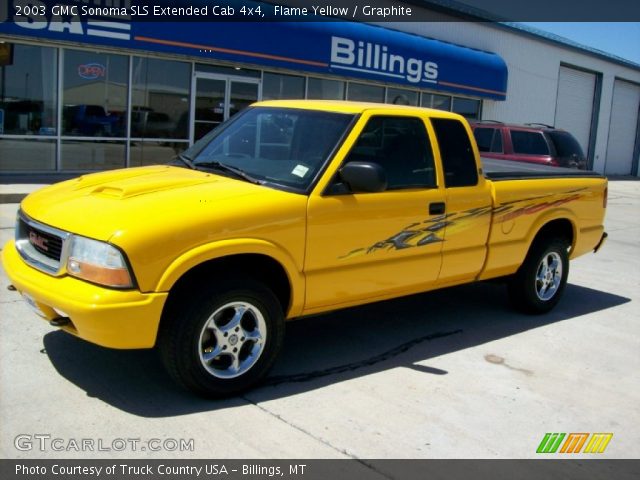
29;231;48;251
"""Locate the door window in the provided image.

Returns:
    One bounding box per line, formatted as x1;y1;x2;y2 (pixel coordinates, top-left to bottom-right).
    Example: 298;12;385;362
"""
474;127;503;153
344;116;436;189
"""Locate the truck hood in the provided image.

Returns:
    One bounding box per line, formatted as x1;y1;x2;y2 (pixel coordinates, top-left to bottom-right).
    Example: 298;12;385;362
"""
20;165;298;241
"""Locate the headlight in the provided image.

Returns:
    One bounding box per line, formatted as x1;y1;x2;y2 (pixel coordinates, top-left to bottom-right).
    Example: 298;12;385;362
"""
66;236;133;288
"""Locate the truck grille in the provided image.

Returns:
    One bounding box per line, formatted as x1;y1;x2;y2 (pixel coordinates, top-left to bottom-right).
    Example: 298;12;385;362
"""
15;212;70;275
24;222;63;261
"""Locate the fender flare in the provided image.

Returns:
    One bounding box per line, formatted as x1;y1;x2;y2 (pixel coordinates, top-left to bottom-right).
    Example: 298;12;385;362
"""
154;238;305;317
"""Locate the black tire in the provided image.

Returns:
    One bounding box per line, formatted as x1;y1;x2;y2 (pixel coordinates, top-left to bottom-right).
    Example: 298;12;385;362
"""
158;279;284;397
508;238;570;314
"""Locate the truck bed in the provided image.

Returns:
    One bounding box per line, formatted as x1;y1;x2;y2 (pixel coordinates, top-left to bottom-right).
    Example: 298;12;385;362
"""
482;158;604;180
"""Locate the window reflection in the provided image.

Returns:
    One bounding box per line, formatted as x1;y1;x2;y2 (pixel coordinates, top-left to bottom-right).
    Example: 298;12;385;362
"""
307;78;345;100
60;140;125;170
0;44;57;135
131;57;190;139
262;73;305;100
347;82;384;103
0;138;56;170
129;141;188;167
386;88;418;106
62;50;128;137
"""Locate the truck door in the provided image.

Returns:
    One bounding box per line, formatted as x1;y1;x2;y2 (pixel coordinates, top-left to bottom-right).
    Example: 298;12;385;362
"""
304;113;446;312
430;117;493;285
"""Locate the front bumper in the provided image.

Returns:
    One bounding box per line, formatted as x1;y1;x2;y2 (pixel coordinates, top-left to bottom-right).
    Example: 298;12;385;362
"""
2;240;167;349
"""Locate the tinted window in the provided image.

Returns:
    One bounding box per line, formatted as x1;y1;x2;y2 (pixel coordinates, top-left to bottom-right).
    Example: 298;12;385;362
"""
492;128;503;152
62;49;128;138
307;77;345;100
511;131;550;155
386;88;419;106
262;73;305;100
431;119;478;187
131;57;190;139
347;82;385;103
474;127;495;152
452;98;481;120
0;43;57;138
548;131;585;158
344;116;436;190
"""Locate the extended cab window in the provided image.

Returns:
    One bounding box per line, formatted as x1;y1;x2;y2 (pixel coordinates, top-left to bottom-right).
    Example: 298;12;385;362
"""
474;127;503;153
344;116;436;189
431;118;478;187
511;130;550;155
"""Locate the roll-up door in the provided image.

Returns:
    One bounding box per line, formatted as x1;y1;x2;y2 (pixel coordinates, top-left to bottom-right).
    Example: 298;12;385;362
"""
605;79;640;175
555;66;597;161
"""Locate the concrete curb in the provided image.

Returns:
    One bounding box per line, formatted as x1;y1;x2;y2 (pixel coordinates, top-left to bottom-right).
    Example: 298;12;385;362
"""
0;185;48;204
0;193;28;204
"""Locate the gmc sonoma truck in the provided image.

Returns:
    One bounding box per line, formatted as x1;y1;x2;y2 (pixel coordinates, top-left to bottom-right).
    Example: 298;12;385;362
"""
2;101;608;396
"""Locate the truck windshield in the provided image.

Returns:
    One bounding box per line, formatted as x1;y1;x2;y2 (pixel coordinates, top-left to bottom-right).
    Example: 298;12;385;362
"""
186;107;355;192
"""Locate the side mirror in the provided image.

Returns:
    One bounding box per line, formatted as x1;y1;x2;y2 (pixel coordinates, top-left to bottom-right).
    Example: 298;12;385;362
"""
339;161;387;193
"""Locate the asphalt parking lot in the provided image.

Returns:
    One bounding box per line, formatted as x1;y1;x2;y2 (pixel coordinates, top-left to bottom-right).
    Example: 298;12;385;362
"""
0;180;638;460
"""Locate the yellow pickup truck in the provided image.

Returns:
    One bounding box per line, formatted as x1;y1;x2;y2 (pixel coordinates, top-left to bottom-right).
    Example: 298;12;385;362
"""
2;100;607;396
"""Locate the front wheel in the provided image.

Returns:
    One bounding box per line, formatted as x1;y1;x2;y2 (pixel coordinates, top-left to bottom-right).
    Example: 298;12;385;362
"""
508;238;570;314
158;280;284;397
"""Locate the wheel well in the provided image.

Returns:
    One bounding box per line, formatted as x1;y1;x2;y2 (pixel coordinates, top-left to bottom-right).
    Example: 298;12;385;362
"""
531;219;574;250
164;254;292;316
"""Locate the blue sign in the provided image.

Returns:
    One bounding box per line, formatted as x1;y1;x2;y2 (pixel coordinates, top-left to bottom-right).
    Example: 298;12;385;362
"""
0;0;508;99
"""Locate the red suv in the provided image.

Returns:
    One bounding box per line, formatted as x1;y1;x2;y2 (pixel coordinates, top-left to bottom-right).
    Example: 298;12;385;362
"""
471;121;587;169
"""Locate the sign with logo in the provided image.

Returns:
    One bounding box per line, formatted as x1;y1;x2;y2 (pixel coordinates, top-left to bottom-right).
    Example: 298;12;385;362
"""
0;0;508;99
78;63;106;80
536;432;613;454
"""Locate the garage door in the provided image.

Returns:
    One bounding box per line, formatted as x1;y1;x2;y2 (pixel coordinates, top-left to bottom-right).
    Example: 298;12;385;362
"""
605;80;640;175
555;66;597;160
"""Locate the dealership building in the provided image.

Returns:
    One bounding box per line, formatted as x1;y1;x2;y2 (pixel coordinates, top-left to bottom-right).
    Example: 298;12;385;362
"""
1;0;639;177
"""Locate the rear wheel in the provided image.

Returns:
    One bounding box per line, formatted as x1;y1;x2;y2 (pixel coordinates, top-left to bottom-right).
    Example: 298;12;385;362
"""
508;238;569;314
158;279;284;397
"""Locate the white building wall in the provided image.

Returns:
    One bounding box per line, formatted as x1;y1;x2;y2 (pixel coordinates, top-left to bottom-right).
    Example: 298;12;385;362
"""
380;22;640;175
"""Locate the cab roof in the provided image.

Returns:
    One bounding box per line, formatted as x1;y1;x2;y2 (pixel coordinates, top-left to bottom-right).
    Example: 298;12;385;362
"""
252;99;464;119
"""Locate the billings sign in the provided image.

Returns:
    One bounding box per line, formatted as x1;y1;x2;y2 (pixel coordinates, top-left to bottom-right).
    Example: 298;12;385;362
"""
330;36;439;86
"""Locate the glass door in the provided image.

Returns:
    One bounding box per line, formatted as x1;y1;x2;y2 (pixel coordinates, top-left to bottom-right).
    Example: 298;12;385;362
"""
191;73;260;142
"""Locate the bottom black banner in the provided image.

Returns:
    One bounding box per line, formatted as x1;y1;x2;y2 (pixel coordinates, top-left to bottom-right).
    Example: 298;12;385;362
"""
2;459;639;480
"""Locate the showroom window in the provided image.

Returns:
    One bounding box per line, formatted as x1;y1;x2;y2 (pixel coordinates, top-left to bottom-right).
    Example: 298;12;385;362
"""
307;77;345;100
452;97;481;119
61;50;128;170
386;88;419;106
0;43;58;171
0;44;57;136
62;50;128;139
422;94;452;111
347;82;385;103
131;57;191;139
262;72;305;100
129;57;191;167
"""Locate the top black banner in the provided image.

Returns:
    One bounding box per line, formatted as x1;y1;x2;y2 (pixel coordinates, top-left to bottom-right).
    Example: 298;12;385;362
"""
3;0;640;22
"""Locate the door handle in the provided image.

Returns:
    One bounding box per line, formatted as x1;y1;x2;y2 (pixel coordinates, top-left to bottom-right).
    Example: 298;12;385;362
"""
429;202;446;215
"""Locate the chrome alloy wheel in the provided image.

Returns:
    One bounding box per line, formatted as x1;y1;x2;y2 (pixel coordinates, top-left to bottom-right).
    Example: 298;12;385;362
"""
535;251;563;301
197;301;267;379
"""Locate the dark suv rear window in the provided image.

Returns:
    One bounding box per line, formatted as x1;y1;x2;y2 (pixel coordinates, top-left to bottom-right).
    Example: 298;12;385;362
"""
510;131;550;155
547;131;585;158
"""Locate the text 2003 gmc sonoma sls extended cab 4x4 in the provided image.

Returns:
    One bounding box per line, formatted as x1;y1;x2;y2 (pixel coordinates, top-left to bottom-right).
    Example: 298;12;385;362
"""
2;101;608;396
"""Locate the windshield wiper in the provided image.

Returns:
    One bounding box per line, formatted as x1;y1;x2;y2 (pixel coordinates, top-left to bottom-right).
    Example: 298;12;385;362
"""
175;153;195;169
195;161;263;185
